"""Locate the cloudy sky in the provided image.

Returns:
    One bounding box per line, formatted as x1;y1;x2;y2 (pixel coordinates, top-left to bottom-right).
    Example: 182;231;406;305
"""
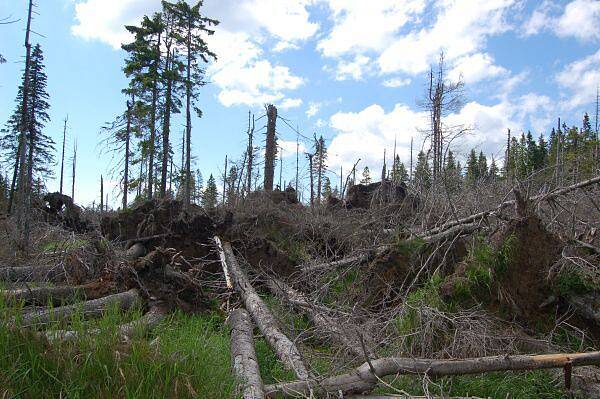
0;0;599;205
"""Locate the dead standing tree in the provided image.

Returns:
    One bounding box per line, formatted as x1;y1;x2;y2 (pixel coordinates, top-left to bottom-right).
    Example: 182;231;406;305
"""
264;104;277;191
423;52;464;183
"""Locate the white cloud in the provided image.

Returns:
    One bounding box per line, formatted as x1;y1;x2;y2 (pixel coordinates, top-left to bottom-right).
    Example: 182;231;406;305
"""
448;53;508;84
556;49;600;109
378;0;515;76
279;98;303;109
306;102;321;118
382;77;412;88
279;139;307;156
334;55;372;81
523;0;600;41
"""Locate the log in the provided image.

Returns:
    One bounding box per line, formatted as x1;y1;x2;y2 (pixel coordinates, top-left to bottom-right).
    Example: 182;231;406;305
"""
0;284;102;305
44;305;166;343
346;396;486;399
228;308;265;399
221;240;310;380
0;265;67;283
265;351;600;397
19;288;141;328
214;236;233;289
266;277;374;359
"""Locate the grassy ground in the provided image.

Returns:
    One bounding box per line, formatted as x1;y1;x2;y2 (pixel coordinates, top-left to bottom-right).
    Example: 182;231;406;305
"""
0;294;578;399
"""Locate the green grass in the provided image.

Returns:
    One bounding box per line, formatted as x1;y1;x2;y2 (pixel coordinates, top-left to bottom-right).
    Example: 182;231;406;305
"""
0;294;305;399
372;369;573;398
554;268;597;298
41;239;89;253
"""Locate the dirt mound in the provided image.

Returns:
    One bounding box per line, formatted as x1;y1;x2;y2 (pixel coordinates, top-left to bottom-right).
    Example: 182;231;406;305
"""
100;199;215;259
245;187;299;205
345;180;407;209
233;237;297;277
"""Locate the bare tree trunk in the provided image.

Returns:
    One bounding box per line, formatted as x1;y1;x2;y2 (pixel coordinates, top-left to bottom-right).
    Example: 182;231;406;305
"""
221;241;310;380
16;0;34;251
100;174;104;214
71;140;77;202
308;153;314;208
246;112;254;194
60;116;67;195
0;284;105;305
7;141;21;214
264;104;277;191
123;97;132;209
161;48;174;198
265;351;600;398
184;22;192;208
147;31;161;200
228;308;265;399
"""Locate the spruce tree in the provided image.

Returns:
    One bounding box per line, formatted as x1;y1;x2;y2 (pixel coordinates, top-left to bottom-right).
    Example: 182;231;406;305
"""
413;151;431;189
322;176;332;199
202;173;217;209
360;166;371;184
466;149;479;182
391;155;408;185
477;151;488;181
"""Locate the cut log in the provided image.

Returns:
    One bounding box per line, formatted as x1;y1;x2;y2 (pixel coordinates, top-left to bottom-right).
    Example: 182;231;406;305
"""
221;240;310;380
0;284;103;305
19;288;141;328
0;265;67;283
44;305;166;343
266;276;374;359
228;308;265;399
265;351;600;397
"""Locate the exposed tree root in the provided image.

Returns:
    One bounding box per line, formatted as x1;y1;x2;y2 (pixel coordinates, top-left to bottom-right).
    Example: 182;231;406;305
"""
18;288;141;328
265;351;600;397
221;239;311;380
228;308;265;399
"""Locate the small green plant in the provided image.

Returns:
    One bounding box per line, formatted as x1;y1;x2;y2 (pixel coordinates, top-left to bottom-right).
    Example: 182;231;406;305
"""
395;237;426;258
555;268;596;298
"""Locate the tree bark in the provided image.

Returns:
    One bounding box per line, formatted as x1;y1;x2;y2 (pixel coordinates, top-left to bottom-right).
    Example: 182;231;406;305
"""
221;240;310;380
264;104;277;191
266;276;374;359
45;304;166;343
0;284;103;305
19;288;140;328
265;351;600;398
228;308;265;399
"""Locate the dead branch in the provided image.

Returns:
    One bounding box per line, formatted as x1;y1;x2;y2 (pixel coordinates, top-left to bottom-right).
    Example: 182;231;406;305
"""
228;308;265;399
0;284;104;305
0;265;68;283
265;351;600;397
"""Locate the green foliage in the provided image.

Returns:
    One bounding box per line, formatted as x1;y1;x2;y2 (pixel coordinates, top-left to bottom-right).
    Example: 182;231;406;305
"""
330;269;359;296
555;268;596;298
394;236;426;258
42;239;88;253
395;273;445;336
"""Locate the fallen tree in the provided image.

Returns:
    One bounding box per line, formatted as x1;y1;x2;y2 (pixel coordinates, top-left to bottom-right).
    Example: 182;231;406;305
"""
0;265;68;283
221;240;311;380
0;284;106;305
265;351;600;397
228;308;264;399
265;276;374;359
19;288;141;328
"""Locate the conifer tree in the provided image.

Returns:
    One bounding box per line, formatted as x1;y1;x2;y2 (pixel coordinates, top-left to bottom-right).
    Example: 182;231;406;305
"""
322;176;332;199
312;135;327;204
466;149;479;183
413;151;431;189
391;155;408;185
443;150;461;189
202;173;217;209
477;151;488;181
360;166;371;184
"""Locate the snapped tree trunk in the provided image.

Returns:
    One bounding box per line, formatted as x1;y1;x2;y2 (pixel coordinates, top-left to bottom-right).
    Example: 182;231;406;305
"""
220;240;310;380
228;308;265;399
264;104;277;191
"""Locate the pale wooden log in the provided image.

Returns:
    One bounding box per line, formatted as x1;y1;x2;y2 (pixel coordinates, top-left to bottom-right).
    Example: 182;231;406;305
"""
228;308;265;399
19;288;141;328
0;265;67;283
44;305;166;343
0;284;101;305
214;235;233;289
266;276;374;359
265;351;600;398
221;240;310;380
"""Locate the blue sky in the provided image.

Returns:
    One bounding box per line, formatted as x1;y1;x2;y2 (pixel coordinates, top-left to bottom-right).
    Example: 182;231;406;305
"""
0;0;599;206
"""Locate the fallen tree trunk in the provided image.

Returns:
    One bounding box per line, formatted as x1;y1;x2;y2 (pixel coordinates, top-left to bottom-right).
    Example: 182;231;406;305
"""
44;304;166;343
214;236;233;289
300;247;387;274
228;308;265;399
266;276;374;359
221;240;310;380
0;284;103;305
0;265;67;283
346;396;486;399
265;351;600;397
19;288;141;328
